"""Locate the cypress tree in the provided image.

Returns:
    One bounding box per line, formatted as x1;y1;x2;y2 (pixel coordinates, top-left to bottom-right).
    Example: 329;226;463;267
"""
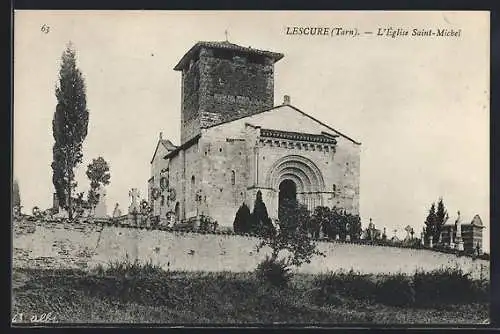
434;197;449;241
233;203;251;233
251;190;274;236
51;43;89;219
424;203;437;242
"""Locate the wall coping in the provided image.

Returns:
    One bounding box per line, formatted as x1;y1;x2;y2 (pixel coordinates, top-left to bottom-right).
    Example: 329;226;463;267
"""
13;216;488;260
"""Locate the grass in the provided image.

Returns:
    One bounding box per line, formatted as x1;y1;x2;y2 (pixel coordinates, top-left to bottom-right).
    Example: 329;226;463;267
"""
11;260;490;325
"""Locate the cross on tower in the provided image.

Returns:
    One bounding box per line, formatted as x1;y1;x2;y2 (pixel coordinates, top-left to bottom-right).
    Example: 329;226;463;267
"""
224;29;229;41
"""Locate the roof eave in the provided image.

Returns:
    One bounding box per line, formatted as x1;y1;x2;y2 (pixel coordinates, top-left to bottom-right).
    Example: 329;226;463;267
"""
173;42;284;71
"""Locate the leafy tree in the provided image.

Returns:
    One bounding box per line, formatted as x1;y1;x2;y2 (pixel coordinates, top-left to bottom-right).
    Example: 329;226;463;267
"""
317;206;362;241
86;156;111;213
321;207;338;239
233;203;252;233
347;214;362;240
251;190;275;236
51;44;89;219
310;206;330;238
331;207;348;239
257;198;324;269
73;191;87;218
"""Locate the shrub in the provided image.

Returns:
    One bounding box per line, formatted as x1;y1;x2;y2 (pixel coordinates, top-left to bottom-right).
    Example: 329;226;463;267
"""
255;256;292;288
312;270;377;302
375;273;415;307
309;286;344;306
413;267;476;306
89;257;172;306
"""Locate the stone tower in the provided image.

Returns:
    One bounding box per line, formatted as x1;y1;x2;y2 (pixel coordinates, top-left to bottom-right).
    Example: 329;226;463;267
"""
173;41;284;144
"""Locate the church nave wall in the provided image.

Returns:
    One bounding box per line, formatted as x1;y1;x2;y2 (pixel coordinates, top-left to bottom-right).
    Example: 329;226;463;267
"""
199;136;249;228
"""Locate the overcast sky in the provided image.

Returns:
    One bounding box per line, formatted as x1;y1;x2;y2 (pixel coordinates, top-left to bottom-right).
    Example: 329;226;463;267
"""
14;11;489;250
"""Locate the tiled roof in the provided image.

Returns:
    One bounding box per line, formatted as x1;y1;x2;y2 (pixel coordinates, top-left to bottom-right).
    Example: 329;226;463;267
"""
151;138;178;164
160;139;177;151
260;128;337;144
205;104;362;145
163;134;201;160
174;41;284;70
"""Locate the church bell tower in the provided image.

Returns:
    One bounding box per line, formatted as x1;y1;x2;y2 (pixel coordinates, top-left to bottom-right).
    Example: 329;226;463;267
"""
173;41;284;144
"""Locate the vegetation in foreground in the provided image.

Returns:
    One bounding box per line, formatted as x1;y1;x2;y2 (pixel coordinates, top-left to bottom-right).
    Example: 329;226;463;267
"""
12;260;489;325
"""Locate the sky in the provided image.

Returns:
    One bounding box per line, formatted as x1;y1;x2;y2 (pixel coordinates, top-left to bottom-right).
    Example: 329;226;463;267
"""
13;11;490;251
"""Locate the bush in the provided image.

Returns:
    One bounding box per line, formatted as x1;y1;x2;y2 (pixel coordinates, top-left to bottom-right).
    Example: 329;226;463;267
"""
375;273;415;307
309;286;344;306
312;270;377;302
88;257;173;306
255;256;292;288
413;267;477;306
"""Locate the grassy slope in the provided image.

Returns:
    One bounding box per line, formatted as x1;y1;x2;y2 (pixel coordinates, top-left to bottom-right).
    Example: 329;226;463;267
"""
11;268;489;325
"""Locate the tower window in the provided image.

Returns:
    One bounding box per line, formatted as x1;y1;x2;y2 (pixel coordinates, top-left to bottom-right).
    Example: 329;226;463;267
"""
219;148;223;152
231;170;236;185
161;195;165;206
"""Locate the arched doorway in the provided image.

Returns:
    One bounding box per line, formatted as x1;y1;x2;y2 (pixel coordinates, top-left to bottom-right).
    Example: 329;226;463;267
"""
266;155;326;219
279;179;297;220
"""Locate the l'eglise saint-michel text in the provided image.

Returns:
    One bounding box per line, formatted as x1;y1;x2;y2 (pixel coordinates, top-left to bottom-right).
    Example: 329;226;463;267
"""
377;27;462;38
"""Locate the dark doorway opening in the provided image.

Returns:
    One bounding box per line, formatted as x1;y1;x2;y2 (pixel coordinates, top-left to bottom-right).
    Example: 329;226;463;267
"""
174;202;180;222
278;179;297;220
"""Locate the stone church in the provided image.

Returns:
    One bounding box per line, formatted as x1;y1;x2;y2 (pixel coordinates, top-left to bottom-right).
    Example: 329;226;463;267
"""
148;41;361;230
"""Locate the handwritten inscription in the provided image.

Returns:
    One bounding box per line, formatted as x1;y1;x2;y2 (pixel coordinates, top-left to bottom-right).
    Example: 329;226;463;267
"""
40;24;50;34
285;26;462;38
12;312;57;323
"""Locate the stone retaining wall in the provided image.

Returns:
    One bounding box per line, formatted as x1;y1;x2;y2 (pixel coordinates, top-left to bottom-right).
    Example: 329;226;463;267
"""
12;218;490;279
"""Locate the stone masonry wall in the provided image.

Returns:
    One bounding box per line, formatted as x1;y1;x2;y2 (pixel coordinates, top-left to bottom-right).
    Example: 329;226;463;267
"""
163;141;201;221
180;47;275;144
202;106;361;225
256;136;359;218
199;136;248;227
13;219;490;280
198;48;275;127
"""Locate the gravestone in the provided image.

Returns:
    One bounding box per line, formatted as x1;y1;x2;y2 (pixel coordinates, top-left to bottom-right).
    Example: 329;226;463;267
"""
94;187;107;218
112;203;122;218
128;188;140;214
449;230;455;249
